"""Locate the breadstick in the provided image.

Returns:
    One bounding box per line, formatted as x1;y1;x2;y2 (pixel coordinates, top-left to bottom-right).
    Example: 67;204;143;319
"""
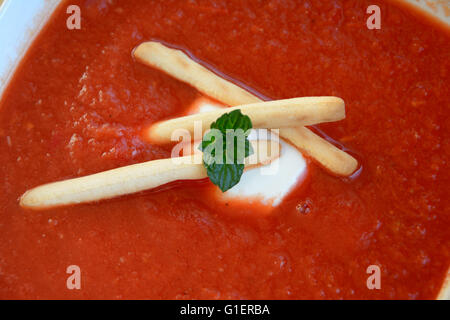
134;41;358;176
20;157;205;210
20;140;279;209
148;97;345;143
279;127;358;176
134;41;260;107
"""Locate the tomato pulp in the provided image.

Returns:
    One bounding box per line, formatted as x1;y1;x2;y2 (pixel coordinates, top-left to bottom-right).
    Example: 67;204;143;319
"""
0;0;448;299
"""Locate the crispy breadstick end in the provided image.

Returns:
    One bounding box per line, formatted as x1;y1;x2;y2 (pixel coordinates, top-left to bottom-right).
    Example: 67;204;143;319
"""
134;41;260;106
147;97;345;143
280;127;358;176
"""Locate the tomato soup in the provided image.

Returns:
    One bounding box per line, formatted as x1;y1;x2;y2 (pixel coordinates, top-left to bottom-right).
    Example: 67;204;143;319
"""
0;0;448;299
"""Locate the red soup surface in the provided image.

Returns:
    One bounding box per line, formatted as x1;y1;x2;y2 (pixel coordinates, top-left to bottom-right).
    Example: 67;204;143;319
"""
0;0;449;299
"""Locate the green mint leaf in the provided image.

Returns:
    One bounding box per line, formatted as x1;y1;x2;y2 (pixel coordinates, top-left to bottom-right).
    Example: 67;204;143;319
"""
199;110;253;192
206;163;245;193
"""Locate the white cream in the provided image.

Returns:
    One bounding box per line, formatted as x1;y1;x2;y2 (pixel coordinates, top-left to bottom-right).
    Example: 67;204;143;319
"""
189;98;308;207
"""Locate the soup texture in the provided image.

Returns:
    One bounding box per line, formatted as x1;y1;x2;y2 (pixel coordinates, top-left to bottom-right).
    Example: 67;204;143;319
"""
0;0;448;299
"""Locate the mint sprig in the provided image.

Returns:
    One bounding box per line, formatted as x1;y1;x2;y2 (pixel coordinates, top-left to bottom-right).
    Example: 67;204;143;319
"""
199;110;253;192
